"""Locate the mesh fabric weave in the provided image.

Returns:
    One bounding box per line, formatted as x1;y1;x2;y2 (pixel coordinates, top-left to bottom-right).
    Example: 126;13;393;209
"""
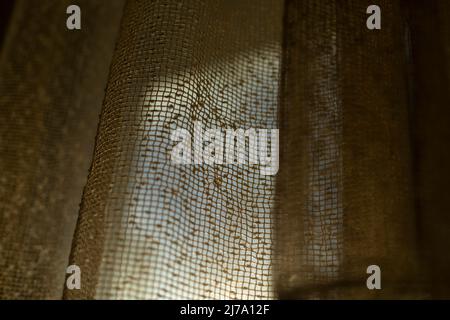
0;0;125;299
0;0;450;300
66;0;283;299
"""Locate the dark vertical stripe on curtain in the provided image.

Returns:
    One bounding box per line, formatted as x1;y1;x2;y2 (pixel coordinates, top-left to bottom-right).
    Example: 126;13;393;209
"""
0;0;15;53
407;0;450;299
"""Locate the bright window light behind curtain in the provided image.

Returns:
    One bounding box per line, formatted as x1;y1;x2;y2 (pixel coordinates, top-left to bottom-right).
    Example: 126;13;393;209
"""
64;0;284;299
95;47;279;299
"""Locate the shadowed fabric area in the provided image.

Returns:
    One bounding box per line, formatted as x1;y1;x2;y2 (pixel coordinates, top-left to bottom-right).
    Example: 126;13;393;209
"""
0;0;125;299
0;0;449;300
408;0;450;299
277;0;450;299
277;0;423;299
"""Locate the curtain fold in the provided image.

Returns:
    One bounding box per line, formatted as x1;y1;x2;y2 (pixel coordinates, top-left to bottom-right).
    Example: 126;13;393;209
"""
407;0;450;299
65;0;283;299
0;0;125;299
0;0;449;300
277;0;426;299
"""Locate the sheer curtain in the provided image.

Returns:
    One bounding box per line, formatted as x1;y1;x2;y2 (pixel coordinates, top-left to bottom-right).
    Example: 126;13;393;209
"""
0;0;125;299
0;0;449;300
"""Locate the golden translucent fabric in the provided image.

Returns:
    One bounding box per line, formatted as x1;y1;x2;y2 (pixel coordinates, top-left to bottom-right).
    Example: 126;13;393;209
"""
66;0;283;299
0;0;125;299
0;0;449;300
276;0;450;299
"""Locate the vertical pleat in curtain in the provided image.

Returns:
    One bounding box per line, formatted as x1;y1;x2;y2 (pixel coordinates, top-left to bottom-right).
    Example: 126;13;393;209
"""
277;0;423;299
65;0;283;299
276;0;450;299
407;0;450;299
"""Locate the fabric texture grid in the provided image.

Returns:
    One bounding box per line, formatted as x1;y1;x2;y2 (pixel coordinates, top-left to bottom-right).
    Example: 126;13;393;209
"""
0;0;449;300
0;0;125;299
